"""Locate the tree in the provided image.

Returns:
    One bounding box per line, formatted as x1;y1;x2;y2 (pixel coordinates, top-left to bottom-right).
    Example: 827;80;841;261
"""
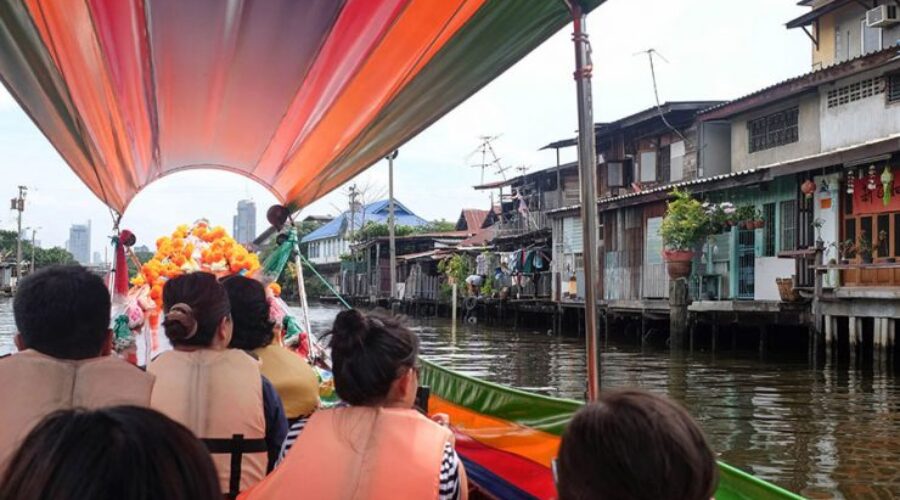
417;219;456;233
0;230;75;269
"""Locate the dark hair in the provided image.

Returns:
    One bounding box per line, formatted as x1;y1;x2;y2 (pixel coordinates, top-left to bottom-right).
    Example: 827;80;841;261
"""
13;265;111;360
328;309;418;406
557;390;718;500
0;406;221;500
162;272;230;346
222;275;275;350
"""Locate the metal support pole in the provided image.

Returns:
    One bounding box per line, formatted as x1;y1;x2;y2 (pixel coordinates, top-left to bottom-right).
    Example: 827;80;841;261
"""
387;150;399;300
30;229;37;274
291;227;314;360
13;186;26;288
570;4;601;401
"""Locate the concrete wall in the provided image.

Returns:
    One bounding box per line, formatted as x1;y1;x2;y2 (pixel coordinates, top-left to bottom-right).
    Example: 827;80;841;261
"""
731;94;821;173
754;257;795;301
814;172;842;288
819;65;900;151
814;2;900;68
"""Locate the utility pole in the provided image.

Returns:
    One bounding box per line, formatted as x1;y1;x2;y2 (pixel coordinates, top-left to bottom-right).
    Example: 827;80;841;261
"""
30;227;39;274
11;186;26;289
386;150;399;300
568;2;601;401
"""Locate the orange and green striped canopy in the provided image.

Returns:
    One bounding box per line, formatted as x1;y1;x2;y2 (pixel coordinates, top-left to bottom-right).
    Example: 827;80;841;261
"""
0;0;604;213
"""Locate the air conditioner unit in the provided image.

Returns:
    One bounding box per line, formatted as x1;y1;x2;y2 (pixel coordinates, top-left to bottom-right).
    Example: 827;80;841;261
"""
867;4;899;28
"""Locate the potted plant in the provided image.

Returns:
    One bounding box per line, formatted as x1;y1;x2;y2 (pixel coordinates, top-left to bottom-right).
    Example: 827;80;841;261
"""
857;234;873;264
836;239;856;265
875;230;895;263
660;188;709;279
734;205;756;229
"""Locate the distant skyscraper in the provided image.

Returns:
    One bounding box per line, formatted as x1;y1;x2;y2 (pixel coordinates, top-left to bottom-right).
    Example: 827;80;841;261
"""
233;200;256;245
93;251;102;265
68;222;91;265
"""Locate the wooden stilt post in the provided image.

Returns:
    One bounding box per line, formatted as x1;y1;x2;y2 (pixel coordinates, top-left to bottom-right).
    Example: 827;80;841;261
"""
758;325;767;358
849;316;859;367
669;278;689;351
711;322;718;353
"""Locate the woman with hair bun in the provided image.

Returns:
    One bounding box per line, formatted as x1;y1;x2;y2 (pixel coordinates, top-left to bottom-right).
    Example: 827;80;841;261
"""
242;309;468;500
148;272;287;498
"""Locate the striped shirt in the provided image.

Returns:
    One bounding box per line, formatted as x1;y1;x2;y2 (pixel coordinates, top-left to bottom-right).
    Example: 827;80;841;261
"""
279;416;461;500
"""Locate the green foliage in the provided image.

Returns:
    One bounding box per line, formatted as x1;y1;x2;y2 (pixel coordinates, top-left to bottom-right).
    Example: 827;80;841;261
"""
437;254;470;285
353;222;416;241
659;189;709;252
418;219;456;233
480;275;495;296
0;230;75;268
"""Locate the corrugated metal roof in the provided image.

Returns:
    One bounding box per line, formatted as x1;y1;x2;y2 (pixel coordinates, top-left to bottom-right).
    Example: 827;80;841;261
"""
699;47;899;120
301;199;428;243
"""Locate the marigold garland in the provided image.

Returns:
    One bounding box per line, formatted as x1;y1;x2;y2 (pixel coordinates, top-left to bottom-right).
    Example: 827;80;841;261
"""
131;220;260;307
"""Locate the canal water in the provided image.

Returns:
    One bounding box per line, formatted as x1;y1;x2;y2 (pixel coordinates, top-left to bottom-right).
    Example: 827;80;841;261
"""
2;297;899;499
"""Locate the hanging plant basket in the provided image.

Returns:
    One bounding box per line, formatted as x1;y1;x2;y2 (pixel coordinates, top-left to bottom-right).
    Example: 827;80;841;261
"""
663;249;694;279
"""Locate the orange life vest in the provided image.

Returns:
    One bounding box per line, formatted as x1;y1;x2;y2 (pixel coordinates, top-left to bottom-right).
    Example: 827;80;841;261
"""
0;349;155;474
240;406;468;500
253;343;319;419
149;348;267;497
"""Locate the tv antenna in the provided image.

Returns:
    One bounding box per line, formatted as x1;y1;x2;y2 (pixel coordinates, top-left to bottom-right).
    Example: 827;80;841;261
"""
634;48;689;146
467;135;509;183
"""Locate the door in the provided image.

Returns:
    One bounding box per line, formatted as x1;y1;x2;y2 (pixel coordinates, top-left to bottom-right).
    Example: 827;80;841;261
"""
737;228;755;299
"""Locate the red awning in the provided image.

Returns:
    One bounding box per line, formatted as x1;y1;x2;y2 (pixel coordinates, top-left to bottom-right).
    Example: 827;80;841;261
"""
0;0;604;213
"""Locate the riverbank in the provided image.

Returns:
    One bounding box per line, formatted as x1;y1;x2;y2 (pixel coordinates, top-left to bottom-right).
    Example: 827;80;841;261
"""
2;298;900;496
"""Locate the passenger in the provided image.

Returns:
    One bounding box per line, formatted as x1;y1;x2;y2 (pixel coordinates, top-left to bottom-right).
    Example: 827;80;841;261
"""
0;406;221;500
148;272;287;498
223;275;319;424
242;310;468;500
0;266;154;474
556;389;718;500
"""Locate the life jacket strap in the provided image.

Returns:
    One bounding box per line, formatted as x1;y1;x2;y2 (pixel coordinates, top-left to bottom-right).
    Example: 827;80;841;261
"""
203;434;267;498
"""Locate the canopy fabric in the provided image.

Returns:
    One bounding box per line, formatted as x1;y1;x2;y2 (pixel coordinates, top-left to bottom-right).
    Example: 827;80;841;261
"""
0;0;604;213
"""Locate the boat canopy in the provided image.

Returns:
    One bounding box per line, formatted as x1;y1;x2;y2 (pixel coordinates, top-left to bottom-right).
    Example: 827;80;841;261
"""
0;0;603;213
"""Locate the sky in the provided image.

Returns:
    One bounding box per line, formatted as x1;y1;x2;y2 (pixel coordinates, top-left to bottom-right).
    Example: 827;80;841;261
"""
0;0;810;259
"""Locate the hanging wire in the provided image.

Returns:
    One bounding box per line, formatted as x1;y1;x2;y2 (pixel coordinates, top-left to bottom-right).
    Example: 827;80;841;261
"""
636;49;690;147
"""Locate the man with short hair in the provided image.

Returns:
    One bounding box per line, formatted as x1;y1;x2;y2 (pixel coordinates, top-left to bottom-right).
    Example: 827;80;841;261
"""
0;265;155;473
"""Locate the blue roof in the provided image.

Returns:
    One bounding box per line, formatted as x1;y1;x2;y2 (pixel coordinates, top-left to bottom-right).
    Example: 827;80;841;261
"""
301;199;428;243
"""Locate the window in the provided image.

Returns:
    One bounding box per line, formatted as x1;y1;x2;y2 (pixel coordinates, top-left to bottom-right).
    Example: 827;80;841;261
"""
877;214;890;257
657;145;671;184
780;200;797;251
861;217;873;248
748;107;799;153
670;141;685;182
763;203;776;257
608;162;624;187
861;18;882;54
895;214;900;257
835;28;842;61
639;151;657;182
826;78;885;108
888;73;900;104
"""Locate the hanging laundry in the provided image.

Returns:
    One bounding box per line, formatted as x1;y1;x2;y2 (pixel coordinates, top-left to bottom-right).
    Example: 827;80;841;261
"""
475;253;487;275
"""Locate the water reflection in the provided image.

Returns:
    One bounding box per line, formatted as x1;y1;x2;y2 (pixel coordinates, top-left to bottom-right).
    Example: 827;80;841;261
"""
2;298;900;497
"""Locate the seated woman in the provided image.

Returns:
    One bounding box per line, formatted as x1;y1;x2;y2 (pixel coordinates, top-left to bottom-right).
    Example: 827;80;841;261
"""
556;390;718;500
148;272;287;498
0;406;221;499
242;310;468;500
223;276;319;424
